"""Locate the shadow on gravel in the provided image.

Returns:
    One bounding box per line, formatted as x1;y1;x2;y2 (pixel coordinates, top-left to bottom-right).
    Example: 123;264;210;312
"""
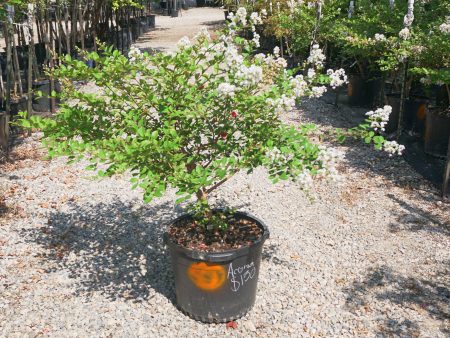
22;200;181;304
343;265;450;336
387;193;449;236
296;95;447;195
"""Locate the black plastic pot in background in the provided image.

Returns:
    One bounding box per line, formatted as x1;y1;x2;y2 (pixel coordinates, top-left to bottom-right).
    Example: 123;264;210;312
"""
197;0;206;7
385;93;416;133
147;14;156;28
10;97;27;115
164;211;270;323
32;80;61;113
171;9;180;17
347;75;383;108
424;108;450;158
139;16;149;33
408;96;429;137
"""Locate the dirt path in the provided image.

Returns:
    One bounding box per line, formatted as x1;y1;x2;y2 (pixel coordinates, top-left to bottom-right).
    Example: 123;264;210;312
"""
133;7;225;53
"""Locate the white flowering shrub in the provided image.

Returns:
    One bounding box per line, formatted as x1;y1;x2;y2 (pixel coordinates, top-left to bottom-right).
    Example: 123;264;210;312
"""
19;7;396;229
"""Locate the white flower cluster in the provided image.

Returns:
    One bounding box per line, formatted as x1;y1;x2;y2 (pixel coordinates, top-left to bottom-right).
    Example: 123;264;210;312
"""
266;95;296;113
291;75;308;97
194;27;211;41
177;36;191;49
420;77;432;85
255;51;287;69
250;12;263;25
224;44;244;69
217;83;237;98
236;64;263;87
365;105;392;131
307;44;326;68
383;140;405;156
439;19;450;34
310;86;327;98
374;33;386;41
297;170;314;190
399;27;410;40
326;69;348;89
316;146;344;181
128;46;143;62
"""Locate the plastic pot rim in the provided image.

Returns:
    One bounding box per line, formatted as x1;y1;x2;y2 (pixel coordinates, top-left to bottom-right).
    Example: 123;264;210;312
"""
163;210;270;263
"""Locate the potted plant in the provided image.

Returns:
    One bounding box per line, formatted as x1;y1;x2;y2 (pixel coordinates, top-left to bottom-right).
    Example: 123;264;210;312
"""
18;7;400;322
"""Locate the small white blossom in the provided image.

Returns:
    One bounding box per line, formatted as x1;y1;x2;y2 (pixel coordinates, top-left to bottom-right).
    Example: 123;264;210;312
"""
383;140;405;156
128;46;143;62
273;46;280;58
307;68;316;79
439;22;450;34
374;33;386;41
326;68;347;89
399;27;410;40
236;64;263;87
307;44;326;67
420;77;432;85
366;105;392;131
194;27;211;41
217;83;237;98
310;86;327;98
317;146;344;181
250;12;263;25
291;75;308;97
252;32;261;47
177;36;191;49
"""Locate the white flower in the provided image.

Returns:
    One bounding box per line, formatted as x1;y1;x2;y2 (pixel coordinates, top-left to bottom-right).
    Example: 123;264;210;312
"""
224;44;244;69
260;9;268;18
439;22;450;34
236;64;263;87
399;27;410;40
177;36;191;49
291;75;308;97
420;77;432;85
252;32;261;47
250;12;263;25
310;86;327;98
194;27;211;41
383;140;405;156
374;33;386;41
365;105;392;131
217;83;237;98
307;68;316;79
317;146;344;181
128;46;143;62
307;44;326;68
326;68;347;89
273;46;280;58
236;7;247;26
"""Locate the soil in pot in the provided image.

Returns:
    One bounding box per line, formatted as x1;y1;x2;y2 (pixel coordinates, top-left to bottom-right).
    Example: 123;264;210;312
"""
165;211;269;323
169;212;263;252
424;107;450;158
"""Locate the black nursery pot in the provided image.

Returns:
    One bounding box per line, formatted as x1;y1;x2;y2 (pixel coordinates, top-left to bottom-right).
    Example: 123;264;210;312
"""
147;14;156;28
347;75;382;107
424;108;450;158
164;211;270;323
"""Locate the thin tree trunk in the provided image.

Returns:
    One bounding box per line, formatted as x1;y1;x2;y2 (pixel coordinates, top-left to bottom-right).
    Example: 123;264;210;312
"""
12;27;23;97
27;4;35;133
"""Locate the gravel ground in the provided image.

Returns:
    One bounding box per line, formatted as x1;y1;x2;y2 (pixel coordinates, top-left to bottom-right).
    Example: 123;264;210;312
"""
1;7;450;338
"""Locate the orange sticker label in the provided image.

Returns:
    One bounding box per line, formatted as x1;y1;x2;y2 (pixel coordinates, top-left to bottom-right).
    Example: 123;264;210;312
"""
188;262;226;291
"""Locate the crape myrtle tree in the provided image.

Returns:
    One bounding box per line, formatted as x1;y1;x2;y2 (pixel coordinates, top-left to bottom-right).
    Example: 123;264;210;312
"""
19;8;401;229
